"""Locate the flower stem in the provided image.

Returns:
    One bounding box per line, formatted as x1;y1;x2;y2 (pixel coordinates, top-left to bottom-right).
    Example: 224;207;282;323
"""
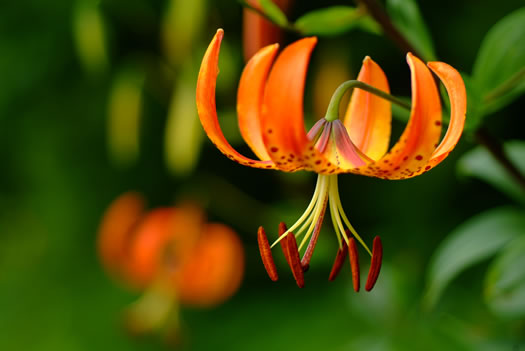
483;66;525;104
355;0;423;59
475;127;525;193
325;80;411;122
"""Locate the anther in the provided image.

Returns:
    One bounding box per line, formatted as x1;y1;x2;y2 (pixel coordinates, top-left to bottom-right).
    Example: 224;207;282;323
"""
285;233;305;288
257;226;278;281
365;236;383;291
348;238;360;292
328;242;348;281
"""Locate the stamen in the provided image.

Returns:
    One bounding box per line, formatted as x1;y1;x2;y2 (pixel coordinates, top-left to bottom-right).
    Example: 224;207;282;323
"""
365;236;383;291
331;176;372;256
285;233;305;288
270;175;324;248
328;241;347;281
329;193;343;248
257;226;278;281
296;175;328;245
300;195;328;271
348;237;360;292
278;222;292;265
329;178;350;245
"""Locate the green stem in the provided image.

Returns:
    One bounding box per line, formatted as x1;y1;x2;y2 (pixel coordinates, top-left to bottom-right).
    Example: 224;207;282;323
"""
474;127;525;193
355;0;423;59
325;80;411;122
483;66;525;103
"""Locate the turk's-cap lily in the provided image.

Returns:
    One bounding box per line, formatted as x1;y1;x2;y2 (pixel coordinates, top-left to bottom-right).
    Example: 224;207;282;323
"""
97;192;245;336
196;29;466;289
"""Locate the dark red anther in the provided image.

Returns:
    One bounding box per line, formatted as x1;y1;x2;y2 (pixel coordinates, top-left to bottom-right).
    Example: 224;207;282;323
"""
365;236;383;291
328;241;348;281
348;238;360;292
285;233;305;288
257;226;278;281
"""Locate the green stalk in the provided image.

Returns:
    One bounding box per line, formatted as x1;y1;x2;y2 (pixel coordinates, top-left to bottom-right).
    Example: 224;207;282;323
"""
325;80;411;122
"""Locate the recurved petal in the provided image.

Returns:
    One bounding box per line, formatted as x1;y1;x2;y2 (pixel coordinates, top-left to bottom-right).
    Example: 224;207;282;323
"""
196;29;276;170
260;37;333;173
343;56;392;161
176;223;244;307
425;61;467;168
237;44;279;161
350;53;442;179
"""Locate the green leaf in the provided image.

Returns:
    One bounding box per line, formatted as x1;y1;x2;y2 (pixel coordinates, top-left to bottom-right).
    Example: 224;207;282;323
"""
386;0;436;61
472;8;525;115
485;236;525;318
424;207;525;309
258;0;288;27
457;141;525;204
294;6;380;36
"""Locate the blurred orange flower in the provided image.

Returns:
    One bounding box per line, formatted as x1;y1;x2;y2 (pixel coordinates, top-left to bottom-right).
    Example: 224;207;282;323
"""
97;192;244;335
196;29;466;289
242;0;293;61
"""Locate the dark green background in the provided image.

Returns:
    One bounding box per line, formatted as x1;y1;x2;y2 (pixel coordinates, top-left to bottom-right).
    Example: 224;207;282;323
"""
0;0;524;350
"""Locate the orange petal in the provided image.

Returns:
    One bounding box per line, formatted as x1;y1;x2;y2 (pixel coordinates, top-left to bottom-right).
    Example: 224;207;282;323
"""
97;192;145;277
237;44;279;161
343;56;391;161
196;29;276;170
351;53;442;179
321;120;371;170
425;61;467;168
176;223;244;307
125;208;177;288
242;0;291;61
260;37;332;172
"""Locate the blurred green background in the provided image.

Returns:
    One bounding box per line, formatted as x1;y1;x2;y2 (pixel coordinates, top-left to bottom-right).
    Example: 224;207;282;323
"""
1;0;524;350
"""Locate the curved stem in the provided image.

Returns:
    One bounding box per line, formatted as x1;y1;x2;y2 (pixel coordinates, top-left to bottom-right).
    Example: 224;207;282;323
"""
483;66;525;104
475;127;525;193
325;80;411;122
355;0;423;59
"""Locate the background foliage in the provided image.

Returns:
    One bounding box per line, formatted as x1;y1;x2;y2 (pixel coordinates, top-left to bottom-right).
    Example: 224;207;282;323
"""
0;0;524;350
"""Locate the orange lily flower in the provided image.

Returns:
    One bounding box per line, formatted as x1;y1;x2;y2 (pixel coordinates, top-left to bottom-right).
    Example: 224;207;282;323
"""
98;192;244;334
196;29;466;289
242;0;293;61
